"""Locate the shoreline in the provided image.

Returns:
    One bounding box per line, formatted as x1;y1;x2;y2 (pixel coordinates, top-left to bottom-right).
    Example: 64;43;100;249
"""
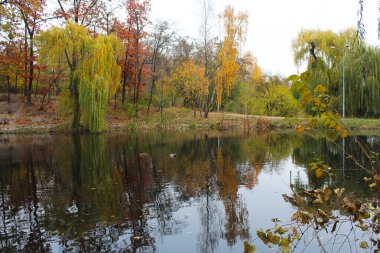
0;114;379;135
0;95;379;135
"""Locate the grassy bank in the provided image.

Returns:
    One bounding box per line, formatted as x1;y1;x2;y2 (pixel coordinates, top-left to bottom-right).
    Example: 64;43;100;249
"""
342;118;380;130
108;107;287;132
0;94;378;134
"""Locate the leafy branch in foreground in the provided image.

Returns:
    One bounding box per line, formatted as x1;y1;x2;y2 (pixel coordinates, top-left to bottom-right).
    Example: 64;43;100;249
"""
245;71;379;253
287;72;347;139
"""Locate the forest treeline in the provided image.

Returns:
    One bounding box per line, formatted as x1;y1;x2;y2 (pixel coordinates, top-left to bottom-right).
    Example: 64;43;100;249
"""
0;0;379;132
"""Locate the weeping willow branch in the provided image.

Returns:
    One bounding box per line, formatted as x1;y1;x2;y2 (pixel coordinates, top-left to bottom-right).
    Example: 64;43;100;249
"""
79;35;121;132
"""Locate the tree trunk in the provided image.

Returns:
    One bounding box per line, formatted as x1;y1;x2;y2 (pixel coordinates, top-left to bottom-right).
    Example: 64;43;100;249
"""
15;73;18;94
7;76;10;104
134;38;140;113
147;77;156;115
122;51;129;105
24;26;28;97
204;88;215;118
26;34;34;105
71;77;80;129
34;69;40;98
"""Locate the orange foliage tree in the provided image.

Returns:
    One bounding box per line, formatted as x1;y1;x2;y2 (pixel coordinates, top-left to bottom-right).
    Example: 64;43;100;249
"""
215;5;248;109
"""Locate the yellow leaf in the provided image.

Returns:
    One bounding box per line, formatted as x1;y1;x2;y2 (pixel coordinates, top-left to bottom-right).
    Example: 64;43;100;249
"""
244;241;256;253
314;97;321;106
359;241;369;249
295;126;305;133
335;125;342;132
341;130;347;138
314;84;327;94
315;168;324;178
369;182;377;188
302;93;313;103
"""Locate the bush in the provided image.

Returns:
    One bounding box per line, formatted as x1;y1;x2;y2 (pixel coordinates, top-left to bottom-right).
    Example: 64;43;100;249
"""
225;100;239;113
124;102;136;118
247;85;302;117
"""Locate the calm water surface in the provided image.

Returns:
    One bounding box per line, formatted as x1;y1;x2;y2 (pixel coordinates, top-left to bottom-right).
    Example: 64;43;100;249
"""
0;131;379;253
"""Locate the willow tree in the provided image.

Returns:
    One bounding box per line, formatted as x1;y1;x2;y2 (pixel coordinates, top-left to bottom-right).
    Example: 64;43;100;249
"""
292;28;380;117
79;35;121;132
215;5;248;109
37;23;91;128
343;45;380;117
37;23;121;131
292;29;356;93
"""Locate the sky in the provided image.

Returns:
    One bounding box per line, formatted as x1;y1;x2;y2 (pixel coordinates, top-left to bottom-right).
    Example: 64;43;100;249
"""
150;0;379;77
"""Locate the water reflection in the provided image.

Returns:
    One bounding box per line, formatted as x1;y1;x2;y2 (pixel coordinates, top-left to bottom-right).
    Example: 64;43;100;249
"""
0;131;378;252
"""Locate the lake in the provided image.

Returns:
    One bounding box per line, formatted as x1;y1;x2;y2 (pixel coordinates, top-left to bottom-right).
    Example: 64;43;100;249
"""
0;131;379;252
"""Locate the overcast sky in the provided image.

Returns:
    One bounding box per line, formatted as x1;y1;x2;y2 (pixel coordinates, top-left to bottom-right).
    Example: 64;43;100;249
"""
150;0;379;77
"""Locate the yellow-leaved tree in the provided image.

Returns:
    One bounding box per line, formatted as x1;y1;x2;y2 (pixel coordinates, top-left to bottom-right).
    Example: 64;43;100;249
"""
172;60;209;116
215;5;248;108
37;23;122;132
79;35;122;132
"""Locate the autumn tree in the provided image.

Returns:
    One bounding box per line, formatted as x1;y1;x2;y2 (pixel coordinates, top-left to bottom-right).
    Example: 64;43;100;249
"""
8;0;47;105
146;20;174;114
96;0;120;35
172;60;209;116
53;0;106;126
37;23;122;131
111;20;132;105
126;0;150;113
55;0;102;27
215;5;248;110
172;36;195;66
0;3;23;102
200;0;215;118
78;35;121;131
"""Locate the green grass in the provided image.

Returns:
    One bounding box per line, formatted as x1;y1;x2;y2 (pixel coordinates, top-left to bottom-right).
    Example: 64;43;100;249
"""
342;118;380;130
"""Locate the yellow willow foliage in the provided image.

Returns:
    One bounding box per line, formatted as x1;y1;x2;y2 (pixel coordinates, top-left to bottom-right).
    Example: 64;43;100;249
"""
172;60;209;106
215;5;248;107
79;35;122;132
37;23;122;132
292;28;357;68
37;22;92;70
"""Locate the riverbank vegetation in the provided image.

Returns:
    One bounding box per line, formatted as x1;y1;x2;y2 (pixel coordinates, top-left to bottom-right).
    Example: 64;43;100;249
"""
2;1;377;134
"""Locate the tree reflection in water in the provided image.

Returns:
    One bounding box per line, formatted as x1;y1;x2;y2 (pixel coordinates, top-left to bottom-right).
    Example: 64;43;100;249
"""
0;131;378;252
